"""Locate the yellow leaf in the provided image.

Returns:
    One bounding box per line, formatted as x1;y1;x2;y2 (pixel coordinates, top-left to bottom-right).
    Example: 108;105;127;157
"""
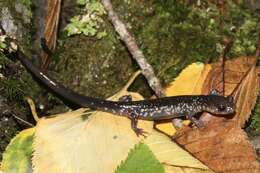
165;62;210;96
164;165;213;173
31;65;214;173
32;92;153;173
155;63;212;135
144;131;213;173
2;128;34;173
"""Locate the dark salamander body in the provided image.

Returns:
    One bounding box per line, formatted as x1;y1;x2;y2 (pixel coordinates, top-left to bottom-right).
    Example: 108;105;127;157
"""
15;50;235;136
113;95;234;120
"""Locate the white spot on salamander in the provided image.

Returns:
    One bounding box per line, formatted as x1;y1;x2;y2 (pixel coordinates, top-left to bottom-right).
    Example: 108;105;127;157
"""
40;72;57;86
142;112;148;117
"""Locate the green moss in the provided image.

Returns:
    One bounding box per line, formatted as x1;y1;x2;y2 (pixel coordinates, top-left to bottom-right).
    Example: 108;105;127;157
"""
55;29;135;99
134;1;259;84
2;78;26;102
20;0;32;9
0;52;8;65
248;94;260;134
136;2;216;83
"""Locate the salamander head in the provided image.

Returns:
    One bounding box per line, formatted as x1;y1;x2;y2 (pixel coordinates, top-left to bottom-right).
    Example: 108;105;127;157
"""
204;95;235;115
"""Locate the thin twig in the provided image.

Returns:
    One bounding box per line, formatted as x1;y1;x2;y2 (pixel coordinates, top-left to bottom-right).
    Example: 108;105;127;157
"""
12;113;34;127
102;0;165;98
0;98;33;127
41;0;61;69
221;38;233;95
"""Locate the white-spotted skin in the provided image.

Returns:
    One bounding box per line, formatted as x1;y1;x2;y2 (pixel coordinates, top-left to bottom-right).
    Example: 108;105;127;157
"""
97;95;235;120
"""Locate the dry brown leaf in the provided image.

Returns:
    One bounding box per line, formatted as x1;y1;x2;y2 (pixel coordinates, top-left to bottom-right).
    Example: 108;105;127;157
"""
175;56;260;173
175;121;260;173
41;0;61;69
201;56;259;127
32;92;153;173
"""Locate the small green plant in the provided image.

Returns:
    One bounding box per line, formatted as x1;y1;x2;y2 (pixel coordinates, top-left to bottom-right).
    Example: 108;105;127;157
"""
21;0;32;8
249;95;260;133
0;41;7;51
0;35;7;52
65;0;107;39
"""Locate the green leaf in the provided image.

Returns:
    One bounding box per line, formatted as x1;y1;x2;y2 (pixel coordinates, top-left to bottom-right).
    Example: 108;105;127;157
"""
89;2;106;15
2;128;35;173
250;95;260;132
77;0;86;6
0;41;7;48
0;41;7;50
116;143;165;173
64;0;106;38
70;16;81;25
96;31;107;39
82;26;97;36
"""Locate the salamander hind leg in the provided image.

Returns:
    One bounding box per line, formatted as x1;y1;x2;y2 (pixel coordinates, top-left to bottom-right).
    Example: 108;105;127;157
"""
130;113;148;137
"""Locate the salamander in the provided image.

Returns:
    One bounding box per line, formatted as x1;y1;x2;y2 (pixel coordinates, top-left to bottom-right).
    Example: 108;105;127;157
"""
13;50;235;136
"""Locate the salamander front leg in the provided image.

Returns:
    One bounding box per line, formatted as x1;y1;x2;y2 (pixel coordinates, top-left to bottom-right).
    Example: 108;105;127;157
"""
130;113;148;137
187;114;204;128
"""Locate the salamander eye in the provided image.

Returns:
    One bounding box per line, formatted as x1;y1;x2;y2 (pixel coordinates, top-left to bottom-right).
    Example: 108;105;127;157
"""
218;105;226;111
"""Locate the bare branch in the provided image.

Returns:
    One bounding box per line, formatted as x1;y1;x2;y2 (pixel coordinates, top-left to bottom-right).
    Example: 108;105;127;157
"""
102;0;165;97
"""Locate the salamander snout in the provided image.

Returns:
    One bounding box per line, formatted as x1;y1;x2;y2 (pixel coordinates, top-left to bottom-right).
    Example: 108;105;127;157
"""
206;95;235;115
